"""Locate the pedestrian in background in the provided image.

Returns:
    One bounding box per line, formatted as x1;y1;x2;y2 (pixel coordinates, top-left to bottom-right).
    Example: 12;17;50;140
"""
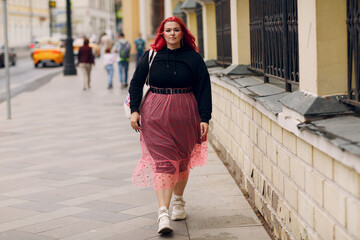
77;38;95;91
134;33;145;66
103;47;116;89
113;33;131;89
129;16;212;234
100;32;113;57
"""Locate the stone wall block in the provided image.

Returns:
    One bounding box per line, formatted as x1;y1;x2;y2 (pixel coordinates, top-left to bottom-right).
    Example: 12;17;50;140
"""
271;121;283;143
249;121;257;144
267;136;278;164
314;206;335;240
323;181;346;226
245;102;253;118
284;176;298;211
347;197;360;239
334;161;360;197
273;167;284;195
262;156;273;182
283;130;297;155
296;138;313;166
258;128;267;154
254;146;263;171
305;170;324;207
278;146;291;176
297;190;314;229
335;225;353;240
313;148;334;180
262;114;271;133
290;156;306;190
254;108;262;126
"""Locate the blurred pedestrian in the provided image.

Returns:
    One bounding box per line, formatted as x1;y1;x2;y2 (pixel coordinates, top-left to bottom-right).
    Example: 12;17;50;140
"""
100;32;113;57
134;33;146;66
103;47;116;89
129;16;212;234
113;33;131;89
77;38;95;91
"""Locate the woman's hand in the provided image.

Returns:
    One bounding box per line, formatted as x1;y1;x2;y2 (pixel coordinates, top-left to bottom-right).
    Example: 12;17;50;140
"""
200;122;209;141
130;112;141;132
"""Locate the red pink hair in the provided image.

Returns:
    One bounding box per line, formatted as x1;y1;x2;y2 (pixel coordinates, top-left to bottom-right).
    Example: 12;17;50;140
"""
150;16;199;52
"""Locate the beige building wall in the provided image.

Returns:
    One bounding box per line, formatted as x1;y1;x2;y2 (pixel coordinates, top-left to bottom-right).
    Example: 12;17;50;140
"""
186;12;198;47
298;0;347;96
122;0;140;53
201;2;217;60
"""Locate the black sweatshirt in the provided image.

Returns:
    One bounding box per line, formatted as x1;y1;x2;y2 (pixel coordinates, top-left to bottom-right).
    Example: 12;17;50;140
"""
129;46;212;123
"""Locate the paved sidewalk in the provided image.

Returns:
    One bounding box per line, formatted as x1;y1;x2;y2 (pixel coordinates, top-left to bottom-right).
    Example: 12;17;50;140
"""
0;60;271;240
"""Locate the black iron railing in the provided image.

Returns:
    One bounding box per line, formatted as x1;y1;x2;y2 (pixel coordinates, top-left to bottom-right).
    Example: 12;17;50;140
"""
249;0;299;91
345;0;360;105
216;0;232;66
196;3;204;58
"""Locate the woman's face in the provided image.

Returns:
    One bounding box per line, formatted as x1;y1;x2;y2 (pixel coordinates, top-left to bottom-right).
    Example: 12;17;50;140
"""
163;21;183;49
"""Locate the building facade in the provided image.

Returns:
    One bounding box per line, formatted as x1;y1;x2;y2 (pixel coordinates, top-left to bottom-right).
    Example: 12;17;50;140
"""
0;0;49;50
122;0;360;239
54;0;116;40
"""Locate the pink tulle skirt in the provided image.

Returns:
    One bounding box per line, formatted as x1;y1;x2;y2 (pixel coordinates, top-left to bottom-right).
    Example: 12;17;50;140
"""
132;90;208;190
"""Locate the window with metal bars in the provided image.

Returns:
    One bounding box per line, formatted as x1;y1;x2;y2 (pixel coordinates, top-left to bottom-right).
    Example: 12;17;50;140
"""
249;0;299;92
215;0;232;66
152;0;164;34
196;3;204;58
344;0;360;106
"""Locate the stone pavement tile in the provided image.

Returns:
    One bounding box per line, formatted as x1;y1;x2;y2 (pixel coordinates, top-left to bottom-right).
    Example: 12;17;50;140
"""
143;220;188;237
0;207;87;232
2;186;55;198
11;201;64;213
60;216;155;240
120;203;158;217
186;209;261;229
49;176;98;187
18;216;82;234
38;219;110;239
72;209;137;223
20;192;73;203
0;199;28;208
146;234;190;240
0;171;43;183
78;200;134;212
0;230;55;240
189;226;271;240
0;207;39;224
101;228;159;240
104;188;157;206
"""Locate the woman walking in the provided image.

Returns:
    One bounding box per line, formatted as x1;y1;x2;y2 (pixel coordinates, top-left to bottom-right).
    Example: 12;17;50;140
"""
78;38;95;91
128;17;212;234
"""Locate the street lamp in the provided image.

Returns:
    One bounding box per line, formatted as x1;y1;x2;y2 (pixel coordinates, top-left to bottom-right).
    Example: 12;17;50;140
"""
63;0;76;75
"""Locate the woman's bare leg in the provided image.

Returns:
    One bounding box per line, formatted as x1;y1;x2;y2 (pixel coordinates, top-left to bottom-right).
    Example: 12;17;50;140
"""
156;188;173;209
173;170;189;196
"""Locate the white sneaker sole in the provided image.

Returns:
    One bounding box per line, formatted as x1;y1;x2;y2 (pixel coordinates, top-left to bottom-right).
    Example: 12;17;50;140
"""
171;213;186;221
158;226;173;234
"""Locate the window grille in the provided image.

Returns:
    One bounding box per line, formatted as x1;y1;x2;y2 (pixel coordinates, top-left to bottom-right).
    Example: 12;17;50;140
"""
215;0;232;66
196;3;204;58
249;0;299;91
345;0;360;105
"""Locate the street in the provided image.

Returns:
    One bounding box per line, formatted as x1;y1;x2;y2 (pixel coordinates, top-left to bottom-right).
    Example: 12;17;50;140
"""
0;58;63;103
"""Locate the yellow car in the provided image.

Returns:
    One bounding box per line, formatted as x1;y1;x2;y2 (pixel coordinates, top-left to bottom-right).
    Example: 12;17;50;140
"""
73;38;100;57
33;43;64;68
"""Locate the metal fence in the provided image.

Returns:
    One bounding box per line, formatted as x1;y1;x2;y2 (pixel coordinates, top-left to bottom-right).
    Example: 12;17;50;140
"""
216;0;232;66
345;0;360;106
249;0;299;91
196;4;204;58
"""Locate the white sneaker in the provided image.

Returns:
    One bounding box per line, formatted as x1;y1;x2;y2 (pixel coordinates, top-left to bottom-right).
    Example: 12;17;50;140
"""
157;206;173;234
171;196;186;220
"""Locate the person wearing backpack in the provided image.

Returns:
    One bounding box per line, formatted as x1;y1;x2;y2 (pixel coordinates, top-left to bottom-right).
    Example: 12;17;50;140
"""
113;32;131;89
134;33;146;67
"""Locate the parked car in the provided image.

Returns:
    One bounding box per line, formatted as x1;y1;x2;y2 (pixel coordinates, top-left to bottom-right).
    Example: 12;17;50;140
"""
0;44;16;67
33;43;64;68
73;38;100;57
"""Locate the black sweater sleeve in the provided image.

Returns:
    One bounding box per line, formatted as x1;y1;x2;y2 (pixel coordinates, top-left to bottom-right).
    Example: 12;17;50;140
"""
193;54;212;123
128;51;150;113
